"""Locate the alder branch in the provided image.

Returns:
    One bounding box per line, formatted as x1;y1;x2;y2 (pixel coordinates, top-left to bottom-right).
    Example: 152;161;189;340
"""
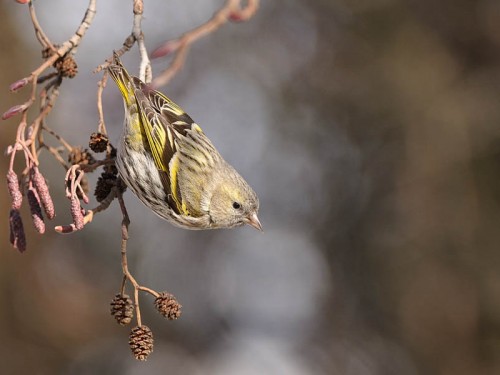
151;0;259;88
133;0;152;83
3;0;97;251
4;0;256;360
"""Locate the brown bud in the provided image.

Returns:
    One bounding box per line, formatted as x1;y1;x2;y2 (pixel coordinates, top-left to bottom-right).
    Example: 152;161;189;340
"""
228;4;257;22
2;104;27;120
110;294;134;325
9;209;26;252
129;325;154;361
9;78;28;92
228;12;244;22
133;0;143;14
151;40;180;59
27;188;45;234
7;170;23;210
31;167;55;219
154;292;182;320
89;132;109;153
70;196;84;230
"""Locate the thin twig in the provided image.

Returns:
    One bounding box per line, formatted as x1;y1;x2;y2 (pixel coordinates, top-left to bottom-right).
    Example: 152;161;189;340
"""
4;0;97;177
30;83;61;163
93;34;136;73
54;185;118;234
28;0;56;52
96;73;108;134
80;158;116;173
94;0;151;83
133;0;152;83
152;43;189;89
39;144;68;168
65;0;97;51
41;124;73;151
138;286;160;298
151;0;260;88
120;275;127;296
117;189;143;327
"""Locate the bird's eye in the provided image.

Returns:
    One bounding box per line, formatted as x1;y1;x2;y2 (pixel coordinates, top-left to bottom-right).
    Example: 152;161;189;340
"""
232;202;241;209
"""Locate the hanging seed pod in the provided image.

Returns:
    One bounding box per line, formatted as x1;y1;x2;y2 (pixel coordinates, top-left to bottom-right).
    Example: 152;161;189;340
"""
89;132;109;153
94;172;116;202
110;294;134;325
154;292;182;320
7;170;23;210
31;167;55;219
27;188;45;234
129;325;154;361
9;209;26;252
70;196;84;230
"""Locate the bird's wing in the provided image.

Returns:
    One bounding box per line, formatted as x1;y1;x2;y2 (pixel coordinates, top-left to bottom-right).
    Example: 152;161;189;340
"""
132;78;201;216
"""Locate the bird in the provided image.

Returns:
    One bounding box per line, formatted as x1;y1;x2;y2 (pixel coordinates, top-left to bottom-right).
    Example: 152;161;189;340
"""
107;54;261;231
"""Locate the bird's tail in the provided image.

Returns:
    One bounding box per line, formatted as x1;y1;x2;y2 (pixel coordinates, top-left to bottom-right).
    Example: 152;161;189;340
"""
107;52;135;106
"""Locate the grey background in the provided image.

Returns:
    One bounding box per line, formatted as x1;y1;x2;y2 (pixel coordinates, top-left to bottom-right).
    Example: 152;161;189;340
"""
1;0;500;374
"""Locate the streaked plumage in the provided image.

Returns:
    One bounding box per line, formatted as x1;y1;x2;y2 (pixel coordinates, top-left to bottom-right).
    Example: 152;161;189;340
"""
107;54;261;230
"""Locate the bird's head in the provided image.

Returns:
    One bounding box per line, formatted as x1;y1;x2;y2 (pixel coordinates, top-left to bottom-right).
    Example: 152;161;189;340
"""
208;168;261;231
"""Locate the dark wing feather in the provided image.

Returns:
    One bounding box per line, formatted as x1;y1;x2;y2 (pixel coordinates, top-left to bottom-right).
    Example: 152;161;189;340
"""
131;78;199;215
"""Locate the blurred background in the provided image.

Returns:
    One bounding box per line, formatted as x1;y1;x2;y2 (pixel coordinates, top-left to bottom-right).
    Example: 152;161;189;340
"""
1;0;500;374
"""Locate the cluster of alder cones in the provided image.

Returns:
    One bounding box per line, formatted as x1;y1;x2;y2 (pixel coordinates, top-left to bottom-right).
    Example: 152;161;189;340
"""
111;292;181;360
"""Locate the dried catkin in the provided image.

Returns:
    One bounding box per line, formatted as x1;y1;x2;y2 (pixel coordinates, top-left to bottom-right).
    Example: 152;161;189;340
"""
27;188;45;234
7;170;22;210
31;167;55;219
9;209;26;252
70;196;84;230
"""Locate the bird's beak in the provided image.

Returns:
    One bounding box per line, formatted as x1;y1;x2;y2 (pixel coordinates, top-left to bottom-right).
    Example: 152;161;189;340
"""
245;212;263;231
